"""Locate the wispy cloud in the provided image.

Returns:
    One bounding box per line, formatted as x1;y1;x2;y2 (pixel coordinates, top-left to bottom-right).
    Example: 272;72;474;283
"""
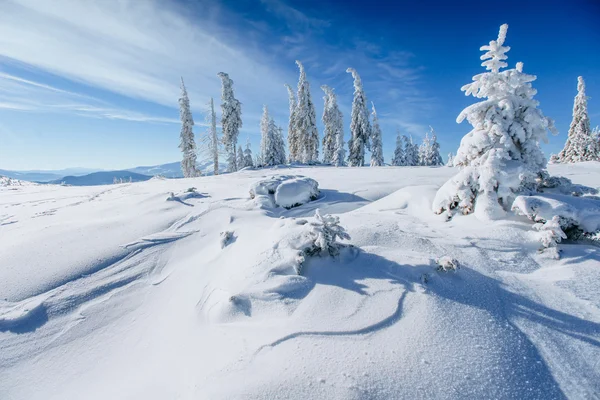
0;71;178;123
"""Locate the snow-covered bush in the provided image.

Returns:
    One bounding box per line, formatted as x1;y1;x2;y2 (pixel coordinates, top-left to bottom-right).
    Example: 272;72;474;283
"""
532;217;566;259
436;256;460;272
220;231;235;248
512;193;600;256
432;24;556;220
249;175;319;209
305;209;351;257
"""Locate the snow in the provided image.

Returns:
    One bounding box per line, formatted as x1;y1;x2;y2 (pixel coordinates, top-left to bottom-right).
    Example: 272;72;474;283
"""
1;163;599;399
274;177;319;209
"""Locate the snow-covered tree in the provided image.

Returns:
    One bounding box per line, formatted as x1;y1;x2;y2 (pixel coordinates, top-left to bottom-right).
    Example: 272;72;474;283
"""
243;138;254;168
370;102;384;166
432;24;557;220
285;83;300;163
332;126;346;167
347;68;371;167
218;72;243;173
178;77;199;178
208;97;219;175
418;132;431;166
260;105;275;167
321;85;344;165
403;135;419;166
293;61;319;164
593;126;600;153
274;125;287;165
392;130;405;166
446;152;455;167
423;126;443;166
236;145;244;170
557;77;598;162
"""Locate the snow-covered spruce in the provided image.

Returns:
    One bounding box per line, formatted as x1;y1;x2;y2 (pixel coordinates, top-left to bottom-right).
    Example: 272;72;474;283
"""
432;24;556;220
321;85;343;165
556;76;599;163
293;61;319;164
418;132;430;166
178;78;199;178
249;175;319;209
392;130;405;166
236;145;244;171
532;217;566;259
259;105;274;167
427;127;444;166
370;102;384;166
218;72;243;173
346;68;371;167
321;86;346;167
285;83;299;163
273;124;286;166
243;138;254;169
208;97;219;175
446;152;455;167
403;135;419;166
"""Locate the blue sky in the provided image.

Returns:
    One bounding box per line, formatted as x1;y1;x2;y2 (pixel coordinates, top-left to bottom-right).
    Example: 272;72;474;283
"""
0;0;599;170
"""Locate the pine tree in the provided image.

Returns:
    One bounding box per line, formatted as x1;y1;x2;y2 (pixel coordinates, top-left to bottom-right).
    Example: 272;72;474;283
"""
218;72;242;173
208;97;219;175
392;130;405;166
274;125;287;165
293;61;319;164
418;132;430;166
260;105;274;167
178;77;199;178
243;138;254;168
236;144;244;170
285;83;300;163
321;85;344;165
347;68;371;167
446;152;455;167
333;125;346;167
427;126;443;166
557;77;598;162
370;102;384;166
432;24;556;220
403;135;419;166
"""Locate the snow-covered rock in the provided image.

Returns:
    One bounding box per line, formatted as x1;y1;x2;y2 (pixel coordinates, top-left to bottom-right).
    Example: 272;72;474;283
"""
512;193;600;233
250;175;319;209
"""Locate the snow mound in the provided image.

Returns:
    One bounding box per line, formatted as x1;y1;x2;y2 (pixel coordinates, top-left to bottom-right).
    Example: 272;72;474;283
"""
512;193;600;233
166;188;208;204
250;175;319;209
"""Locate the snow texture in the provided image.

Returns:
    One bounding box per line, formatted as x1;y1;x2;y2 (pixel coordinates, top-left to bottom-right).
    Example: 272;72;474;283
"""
1;163;599;400
347;68;371;167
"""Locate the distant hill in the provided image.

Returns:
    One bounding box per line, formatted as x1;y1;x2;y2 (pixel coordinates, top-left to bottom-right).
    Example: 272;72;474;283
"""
49;171;152;186
0;168;100;182
126;161;227;177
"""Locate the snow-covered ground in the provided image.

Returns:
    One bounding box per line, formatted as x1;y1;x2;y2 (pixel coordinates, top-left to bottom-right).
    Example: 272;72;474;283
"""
1;163;599;399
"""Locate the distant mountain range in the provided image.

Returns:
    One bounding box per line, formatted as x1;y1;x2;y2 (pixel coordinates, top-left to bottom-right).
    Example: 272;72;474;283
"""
0;161;228;186
49;171;153;186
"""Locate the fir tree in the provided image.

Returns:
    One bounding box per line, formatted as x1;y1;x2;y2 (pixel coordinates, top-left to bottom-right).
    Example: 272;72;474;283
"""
208;97;219;175
293;61;319;164
370;102;384;166
418;132;431;166
321;85;343;165
446;152;455;167
178;77;199;178
347;68;371;167
432;24;556;220
557;76;598;162
243;138;254;168
426;126;443;166
403;135;419;166
260;105;274;167
392;130;405;166
236;145;244;170
274;125;287;165
285;83;299;163
218;72;242;173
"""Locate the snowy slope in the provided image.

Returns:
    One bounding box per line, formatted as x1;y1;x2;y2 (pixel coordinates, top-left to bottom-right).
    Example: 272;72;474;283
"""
0;164;599;399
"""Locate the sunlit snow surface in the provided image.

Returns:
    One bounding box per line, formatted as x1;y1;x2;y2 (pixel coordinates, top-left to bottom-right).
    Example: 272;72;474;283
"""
1;163;599;399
